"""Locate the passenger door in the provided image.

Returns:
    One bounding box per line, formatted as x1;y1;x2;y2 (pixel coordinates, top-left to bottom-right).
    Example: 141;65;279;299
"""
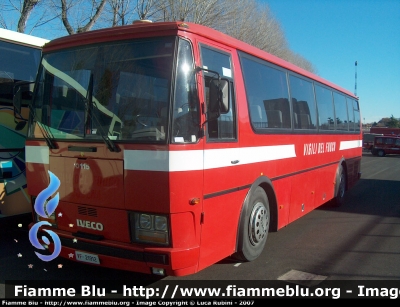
197;43;242;270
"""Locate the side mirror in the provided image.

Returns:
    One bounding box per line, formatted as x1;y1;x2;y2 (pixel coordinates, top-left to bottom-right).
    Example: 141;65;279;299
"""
208;78;229;120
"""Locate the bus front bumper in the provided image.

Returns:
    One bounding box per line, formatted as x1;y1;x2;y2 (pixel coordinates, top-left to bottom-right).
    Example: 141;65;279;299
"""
56;234;200;277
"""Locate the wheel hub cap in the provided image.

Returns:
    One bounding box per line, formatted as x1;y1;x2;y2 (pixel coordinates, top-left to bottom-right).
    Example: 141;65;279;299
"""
249;202;268;246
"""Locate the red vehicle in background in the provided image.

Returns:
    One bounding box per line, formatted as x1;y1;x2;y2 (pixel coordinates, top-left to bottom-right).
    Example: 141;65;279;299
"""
362;133;382;151
369;127;400;136
14;21;362;276
372;135;400;157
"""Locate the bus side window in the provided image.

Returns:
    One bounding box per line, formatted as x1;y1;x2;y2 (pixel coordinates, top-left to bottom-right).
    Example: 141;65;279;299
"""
200;45;236;140
289;74;317;130
171;39;199;143
315;84;334;131
333;92;349;131
238;53;290;130
346;97;355;131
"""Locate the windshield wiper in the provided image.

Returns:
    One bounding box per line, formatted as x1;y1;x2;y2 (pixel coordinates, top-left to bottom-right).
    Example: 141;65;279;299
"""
28;97;57;149
36;120;57;149
85;74;120;152
90;110;120;152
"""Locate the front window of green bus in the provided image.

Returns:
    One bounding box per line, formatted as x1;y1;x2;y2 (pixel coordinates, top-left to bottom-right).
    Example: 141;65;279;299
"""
0;40;41;107
30;37;178;143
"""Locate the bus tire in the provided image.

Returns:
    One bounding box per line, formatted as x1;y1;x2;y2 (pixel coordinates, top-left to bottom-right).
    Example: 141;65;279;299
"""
233;187;270;262
378;150;385;157
332;164;346;207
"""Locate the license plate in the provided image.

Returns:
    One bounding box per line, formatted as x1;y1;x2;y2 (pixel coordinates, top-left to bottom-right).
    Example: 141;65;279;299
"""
75;251;100;264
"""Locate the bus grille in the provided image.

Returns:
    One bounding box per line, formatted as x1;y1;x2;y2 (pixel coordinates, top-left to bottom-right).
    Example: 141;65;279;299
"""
77;206;98;217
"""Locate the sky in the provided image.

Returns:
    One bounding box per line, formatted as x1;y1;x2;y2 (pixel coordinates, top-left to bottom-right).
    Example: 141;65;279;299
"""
262;0;400;124
2;0;399;124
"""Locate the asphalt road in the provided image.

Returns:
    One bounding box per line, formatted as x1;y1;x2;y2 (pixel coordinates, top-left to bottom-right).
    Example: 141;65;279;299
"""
1;151;400;297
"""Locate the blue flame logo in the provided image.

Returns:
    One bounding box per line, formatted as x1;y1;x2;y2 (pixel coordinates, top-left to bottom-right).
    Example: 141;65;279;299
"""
29;170;62;261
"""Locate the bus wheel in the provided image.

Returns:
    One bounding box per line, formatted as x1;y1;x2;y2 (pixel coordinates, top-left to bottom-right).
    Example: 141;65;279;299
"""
378;150;385;157
332;165;346;207
234;187;270;262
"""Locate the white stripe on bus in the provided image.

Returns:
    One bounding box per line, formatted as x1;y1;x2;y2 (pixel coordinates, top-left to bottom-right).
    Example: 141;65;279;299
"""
25;146;49;164
25;140;361;171
124;145;296;171
339;140;362;150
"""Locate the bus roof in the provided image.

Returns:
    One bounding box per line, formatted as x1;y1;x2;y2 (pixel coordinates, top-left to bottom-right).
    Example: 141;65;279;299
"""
0;28;49;48
42;21;357;99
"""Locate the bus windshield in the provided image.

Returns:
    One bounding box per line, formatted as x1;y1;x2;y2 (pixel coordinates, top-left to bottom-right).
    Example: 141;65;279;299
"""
30;36;197;143
0;39;42;106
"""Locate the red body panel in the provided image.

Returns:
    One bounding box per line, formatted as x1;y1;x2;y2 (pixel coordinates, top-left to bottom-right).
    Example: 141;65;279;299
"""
50;156;124;208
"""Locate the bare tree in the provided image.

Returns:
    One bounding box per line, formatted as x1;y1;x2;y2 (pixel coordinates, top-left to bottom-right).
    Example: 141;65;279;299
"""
150;0;315;73
17;0;41;32
218;0;315;72
101;0;160;28
154;0;191;22
1;0;316;72
107;0;134;26
188;0;230;28
0;0;55;34
135;0;157;20
60;0;107;34
285;51;317;73
0;1;8;28
109;0;122;26
152;0;228;26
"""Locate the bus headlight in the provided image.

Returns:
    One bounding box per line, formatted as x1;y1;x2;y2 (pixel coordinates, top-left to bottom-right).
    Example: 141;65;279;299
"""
139;214;152;229
130;212;170;246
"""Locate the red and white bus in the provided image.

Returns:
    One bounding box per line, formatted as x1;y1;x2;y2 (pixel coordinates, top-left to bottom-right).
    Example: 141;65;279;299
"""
16;21;362;276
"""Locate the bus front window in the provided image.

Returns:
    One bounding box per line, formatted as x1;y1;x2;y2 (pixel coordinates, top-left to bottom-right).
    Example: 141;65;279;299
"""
0;40;41;106
31;37;175;143
171;39;199;143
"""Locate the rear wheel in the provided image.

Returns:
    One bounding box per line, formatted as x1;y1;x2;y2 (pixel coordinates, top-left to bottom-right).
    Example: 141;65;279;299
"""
332;164;346;207
378;150;385;157
233;187;269;261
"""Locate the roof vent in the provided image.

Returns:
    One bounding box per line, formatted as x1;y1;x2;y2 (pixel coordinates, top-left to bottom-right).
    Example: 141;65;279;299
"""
132;19;153;24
